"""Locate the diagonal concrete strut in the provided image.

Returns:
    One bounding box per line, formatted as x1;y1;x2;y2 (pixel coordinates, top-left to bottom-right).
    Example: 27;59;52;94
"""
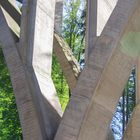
0;7;45;139
0;0;80;92
54;0;139;140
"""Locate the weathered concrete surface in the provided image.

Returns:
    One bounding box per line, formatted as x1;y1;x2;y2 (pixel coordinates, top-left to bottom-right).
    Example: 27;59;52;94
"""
0;7;44;140
1;7;20;40
3;0;80;92
2;1;80;91
85;0;97;61
54;33;80;91
2;0;140;139
19;0;63;139
86;1;116;138
123;103;140;140
0;1;20;42
0;0;20;41
97;0;118;36
53;0;81;91
107;129;114;140
55;0;63;34
86;0;118;58
55;0;139;140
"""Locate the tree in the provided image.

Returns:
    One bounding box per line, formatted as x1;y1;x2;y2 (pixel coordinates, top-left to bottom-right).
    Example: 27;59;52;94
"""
52;0;86;109
52;55;69;111
62;0;86;61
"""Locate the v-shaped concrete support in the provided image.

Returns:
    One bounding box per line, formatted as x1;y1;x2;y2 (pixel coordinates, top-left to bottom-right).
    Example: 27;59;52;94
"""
0;0;63;139
0;0;80;92
0;7;44;139
18;0;63;139
1;0;140;140
54;0;140;139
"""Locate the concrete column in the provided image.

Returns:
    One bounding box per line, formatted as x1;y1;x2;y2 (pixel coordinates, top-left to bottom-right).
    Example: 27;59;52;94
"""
85;0;118;62
85;0;97;61
2;0;80;93
55;0;63;34
0;8;44;140
19;0;62;139
55;0;139;140
53;33;80;91
97;0;118;36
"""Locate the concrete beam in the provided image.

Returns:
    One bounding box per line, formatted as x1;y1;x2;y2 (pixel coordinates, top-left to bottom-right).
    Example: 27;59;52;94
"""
85;0;118;59
53;0;81;91
85;0;97;61
54;33;80;91
3;0;80;91
55;0;139;139
0;0;21;26
123;103;140;140
97;0;118;36
55;0;63;34
1;7;20;40
0;7;45;140
19;0;63;139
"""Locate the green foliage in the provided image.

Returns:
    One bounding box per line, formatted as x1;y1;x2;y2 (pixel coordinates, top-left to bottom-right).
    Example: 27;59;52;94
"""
52;55;69;111
0;0;86;139
0;48;22;140
52;0;86;111
63;0;86;61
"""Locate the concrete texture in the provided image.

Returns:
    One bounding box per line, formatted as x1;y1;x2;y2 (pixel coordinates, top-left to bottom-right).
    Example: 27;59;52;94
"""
55;0;63;34
54;0;139;140
19;0;63;139
3;0;80;92
53;33;80;91
0;7;44;140
1;0;140;139
85;0;97;61
123;103;140;140
97;0;118;36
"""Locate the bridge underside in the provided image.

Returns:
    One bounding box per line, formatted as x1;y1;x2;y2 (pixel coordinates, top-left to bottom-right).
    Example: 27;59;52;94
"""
0;0;140;140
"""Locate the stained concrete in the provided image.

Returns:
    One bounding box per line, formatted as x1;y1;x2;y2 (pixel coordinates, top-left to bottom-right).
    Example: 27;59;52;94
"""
54;0;139;140
0;7;44;140
1;0;140;139
19;0;62;139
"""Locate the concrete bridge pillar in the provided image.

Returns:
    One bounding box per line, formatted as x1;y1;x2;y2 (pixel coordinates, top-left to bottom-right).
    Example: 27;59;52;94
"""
19;0;63;139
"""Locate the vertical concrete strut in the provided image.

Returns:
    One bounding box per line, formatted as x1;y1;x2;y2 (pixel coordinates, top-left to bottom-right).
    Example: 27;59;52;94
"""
2;0;80;92
0;0;80;139
54;0;63;34
53;0;80;91
1;0;140;139
0;7;44;140
19;0;63;139
85;0;118;60
85;0;97;62
55;0;139;140
97;0;118;36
